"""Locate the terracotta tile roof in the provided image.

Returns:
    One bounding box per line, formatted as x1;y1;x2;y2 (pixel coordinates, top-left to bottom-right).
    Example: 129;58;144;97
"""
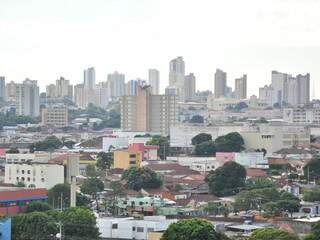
147;163;198;176
0;188;48;200
246;168;267;177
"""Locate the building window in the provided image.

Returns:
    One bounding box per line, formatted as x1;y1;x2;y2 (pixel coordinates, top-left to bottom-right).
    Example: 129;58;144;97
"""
132;227;136;231
27;177;30;182
112;224;118;229
137;227;144;232
21;177;25;181
41;178;45;182
27;170;31;174
22;170;25;174
147;228;155;232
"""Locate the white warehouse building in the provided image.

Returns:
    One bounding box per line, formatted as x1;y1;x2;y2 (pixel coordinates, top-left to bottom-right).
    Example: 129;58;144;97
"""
97;216;176;240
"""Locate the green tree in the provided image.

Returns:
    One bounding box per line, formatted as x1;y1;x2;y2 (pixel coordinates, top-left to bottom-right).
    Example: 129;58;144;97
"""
122;167;162;191
147;135;170;160
26;201;52;213
276;200;301;217
304;158;320;181
161;218;229;240
206;161;246;197
14;181;26;187
85;164;98;177
12;212;58;240
80;177;104;211
31;135;63;152
96;151;113;171
108;181;126;215
194;140;216;156
246;177;275;190
6;147;19;153
191;133;212;145
48;183;90;208
173;184;184;192
204;202;229;217
304;221;320;240
189;115;204;124
60;207;100;240
247;228;299;240
234;188;281;212
303;189;320;202
215;132;244;152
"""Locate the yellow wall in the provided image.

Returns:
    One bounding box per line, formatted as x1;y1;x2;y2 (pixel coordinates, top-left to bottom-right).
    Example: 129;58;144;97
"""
148;232;163;240
113;150;142;170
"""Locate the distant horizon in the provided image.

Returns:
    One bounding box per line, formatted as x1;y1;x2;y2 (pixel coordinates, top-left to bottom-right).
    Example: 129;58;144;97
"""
0;0;319;98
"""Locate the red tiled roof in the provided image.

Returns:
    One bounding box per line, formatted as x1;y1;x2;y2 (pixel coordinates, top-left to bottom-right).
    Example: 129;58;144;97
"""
0;188;48;200
147;163;198;176
246;168;267;177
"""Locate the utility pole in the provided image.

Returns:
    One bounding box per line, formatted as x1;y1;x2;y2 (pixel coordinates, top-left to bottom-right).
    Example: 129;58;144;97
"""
60;192;63;211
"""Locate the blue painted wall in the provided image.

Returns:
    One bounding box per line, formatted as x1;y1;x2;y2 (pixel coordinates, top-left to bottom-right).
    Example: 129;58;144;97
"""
0;218;11;240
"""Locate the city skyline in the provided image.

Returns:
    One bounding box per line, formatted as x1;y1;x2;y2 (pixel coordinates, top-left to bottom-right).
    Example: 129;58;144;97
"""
0;0;319;98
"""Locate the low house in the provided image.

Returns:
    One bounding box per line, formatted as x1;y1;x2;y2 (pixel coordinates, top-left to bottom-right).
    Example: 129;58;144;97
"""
245;168;267;178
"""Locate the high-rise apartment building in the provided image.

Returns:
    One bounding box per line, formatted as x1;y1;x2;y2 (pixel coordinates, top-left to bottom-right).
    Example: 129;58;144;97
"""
271;71;310;107
46;84;56;98
74;84;85;109
125;79;146;96
235;74;247;99
56;77;73;99
41;107;69;127
15;79;40;117
0;77;6;101
148;69;160;95
259;85;275;107
271;71;289;105
169;57;185;101
214;69;227;98
84;67;95;90
107;71;125;98
184;73;196;101
6;81;16;101
296;73;310;105
120;86;178;135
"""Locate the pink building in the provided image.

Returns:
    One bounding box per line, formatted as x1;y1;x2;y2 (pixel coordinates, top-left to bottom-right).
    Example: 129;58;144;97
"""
215;152;235;165
128;143;159;161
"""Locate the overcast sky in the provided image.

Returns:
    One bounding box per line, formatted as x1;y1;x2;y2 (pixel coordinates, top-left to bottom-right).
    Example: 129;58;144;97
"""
0;0;320;97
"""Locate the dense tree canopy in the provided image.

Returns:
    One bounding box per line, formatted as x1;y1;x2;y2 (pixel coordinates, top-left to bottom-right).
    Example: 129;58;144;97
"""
12;207;100;240
234;188;300;217
214;132;244;152
96;151;113;171
59;207;100;240
303;189;320;202
191;133;212;145
247;228;299;240
205;162;246;197
304;221;320;240
147;135;170;160
304;158;320;181
26;201;52;213
122;167;162;191
48;183;90;208
245;177;275;190
31;135;63;152
12;212;58;240
189;115;204;124
194;140;216;156
161;218;229;240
